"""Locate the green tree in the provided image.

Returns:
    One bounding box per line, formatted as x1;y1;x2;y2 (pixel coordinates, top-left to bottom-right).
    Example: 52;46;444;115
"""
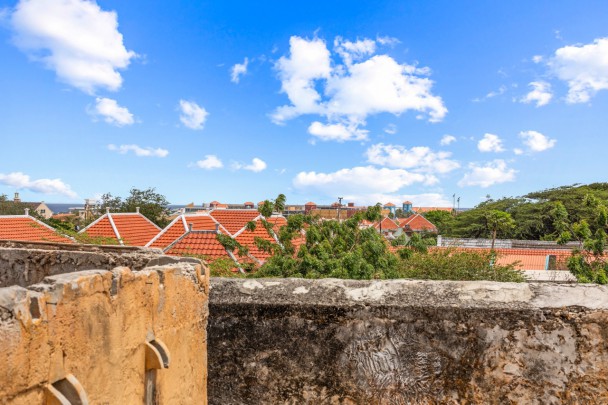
423;210;454;235
99;187;170;227
484;210;515;249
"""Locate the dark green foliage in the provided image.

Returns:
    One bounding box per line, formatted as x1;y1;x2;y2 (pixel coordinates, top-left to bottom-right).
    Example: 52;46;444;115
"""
395;249;525;282
422;210;454;235
446;183;608;241
99;187;170;227
0;194;41;217
255;206;399;279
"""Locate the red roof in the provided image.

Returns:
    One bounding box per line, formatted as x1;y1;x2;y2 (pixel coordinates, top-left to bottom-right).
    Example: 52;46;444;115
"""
209;209;260;235
374;217;400;230
0;215;73;244
384;202;396;207
400;214;438;233
147;214;220;249
235;216;286;262
413;206;453;214
305;202;316;206
403;200;412;204
80;212;161;246
431;247;572;271
165;231;231;260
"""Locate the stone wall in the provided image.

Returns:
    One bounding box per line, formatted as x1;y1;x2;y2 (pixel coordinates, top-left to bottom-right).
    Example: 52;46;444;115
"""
1;244;209;404
208;278;608;404
0;240;198;288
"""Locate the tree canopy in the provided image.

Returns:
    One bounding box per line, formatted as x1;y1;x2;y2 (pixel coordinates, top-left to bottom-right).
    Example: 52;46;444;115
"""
99;187;170;227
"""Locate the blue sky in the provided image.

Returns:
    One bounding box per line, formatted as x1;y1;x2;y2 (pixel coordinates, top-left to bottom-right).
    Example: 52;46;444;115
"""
1;1;608;207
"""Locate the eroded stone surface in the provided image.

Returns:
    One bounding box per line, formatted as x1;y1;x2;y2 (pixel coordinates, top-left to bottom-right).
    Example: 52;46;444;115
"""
208;278;608;404
1;244;209;404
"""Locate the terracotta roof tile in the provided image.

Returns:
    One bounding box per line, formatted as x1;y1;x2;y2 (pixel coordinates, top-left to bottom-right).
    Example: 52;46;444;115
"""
148;214;219;249
0;216;73;244
400;214;437;232
374;217;399;230
209;209;260;235
81;212;161;246
235;217;286;262
165;231;230;260
431;247;573;271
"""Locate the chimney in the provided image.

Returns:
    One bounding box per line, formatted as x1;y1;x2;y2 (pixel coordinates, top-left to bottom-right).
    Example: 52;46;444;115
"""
24;208;29;216
136;207;140;213
188;223;193;231
215;223;220;232
14;192;20;203
348;202;354;208
106;207;110;214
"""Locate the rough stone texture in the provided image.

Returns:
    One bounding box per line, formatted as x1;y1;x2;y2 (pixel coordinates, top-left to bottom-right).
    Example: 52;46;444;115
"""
0;240;195;288
208;278;608;404
1;245;209;404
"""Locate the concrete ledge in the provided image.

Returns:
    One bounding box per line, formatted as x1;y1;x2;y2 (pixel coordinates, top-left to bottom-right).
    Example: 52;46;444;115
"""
210;277;608;310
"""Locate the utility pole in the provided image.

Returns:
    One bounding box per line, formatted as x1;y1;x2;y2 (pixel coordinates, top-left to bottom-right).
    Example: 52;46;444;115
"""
337;197;343;221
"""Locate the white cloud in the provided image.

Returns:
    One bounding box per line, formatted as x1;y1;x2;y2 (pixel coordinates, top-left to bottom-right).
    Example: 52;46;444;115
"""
473;85;507;102
520;81;552;107
440;134;456;146
365;143;459;174
272;35;446;141
233;158;267;173
231;57;248;83
384;124;397;135
107;144;168;158
0;171;77;198
477;133;505;153
293;166;435;195
195;155;223;170
91;97;134;126
334;36;376;65
376;36;400;46
10;0;136;94
179;100;208;130
519;130;556;152
549;37;608;103
458;160;516;188
513;148;523;155
532;55;543;64
308;121;368;142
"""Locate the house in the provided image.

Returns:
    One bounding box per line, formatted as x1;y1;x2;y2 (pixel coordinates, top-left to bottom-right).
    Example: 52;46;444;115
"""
397;214;438;234
0;211;73;244
79;208;161;246
146;213;224;249
0;192;54;219
164;230;233;261
374;217;401;233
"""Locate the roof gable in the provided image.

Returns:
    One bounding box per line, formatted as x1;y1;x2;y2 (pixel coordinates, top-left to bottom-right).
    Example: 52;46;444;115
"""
80;212;161;246
0;215;73;244
147;214;220;248
209;209;260;235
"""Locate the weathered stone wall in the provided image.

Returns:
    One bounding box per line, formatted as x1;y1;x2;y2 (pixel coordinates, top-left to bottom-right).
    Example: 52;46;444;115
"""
0;240;196;288
208;278;608;404
1;245;209;404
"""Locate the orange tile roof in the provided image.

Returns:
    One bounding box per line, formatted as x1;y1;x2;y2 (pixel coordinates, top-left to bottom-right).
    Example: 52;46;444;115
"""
80;212;161;247
374;217;400;230
0;215;73;244
165;231;231;260
431;247;573;271
384;202;396;207
147;214;220;249
235;217;284;262
400;214;438;232
209;209;260;235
